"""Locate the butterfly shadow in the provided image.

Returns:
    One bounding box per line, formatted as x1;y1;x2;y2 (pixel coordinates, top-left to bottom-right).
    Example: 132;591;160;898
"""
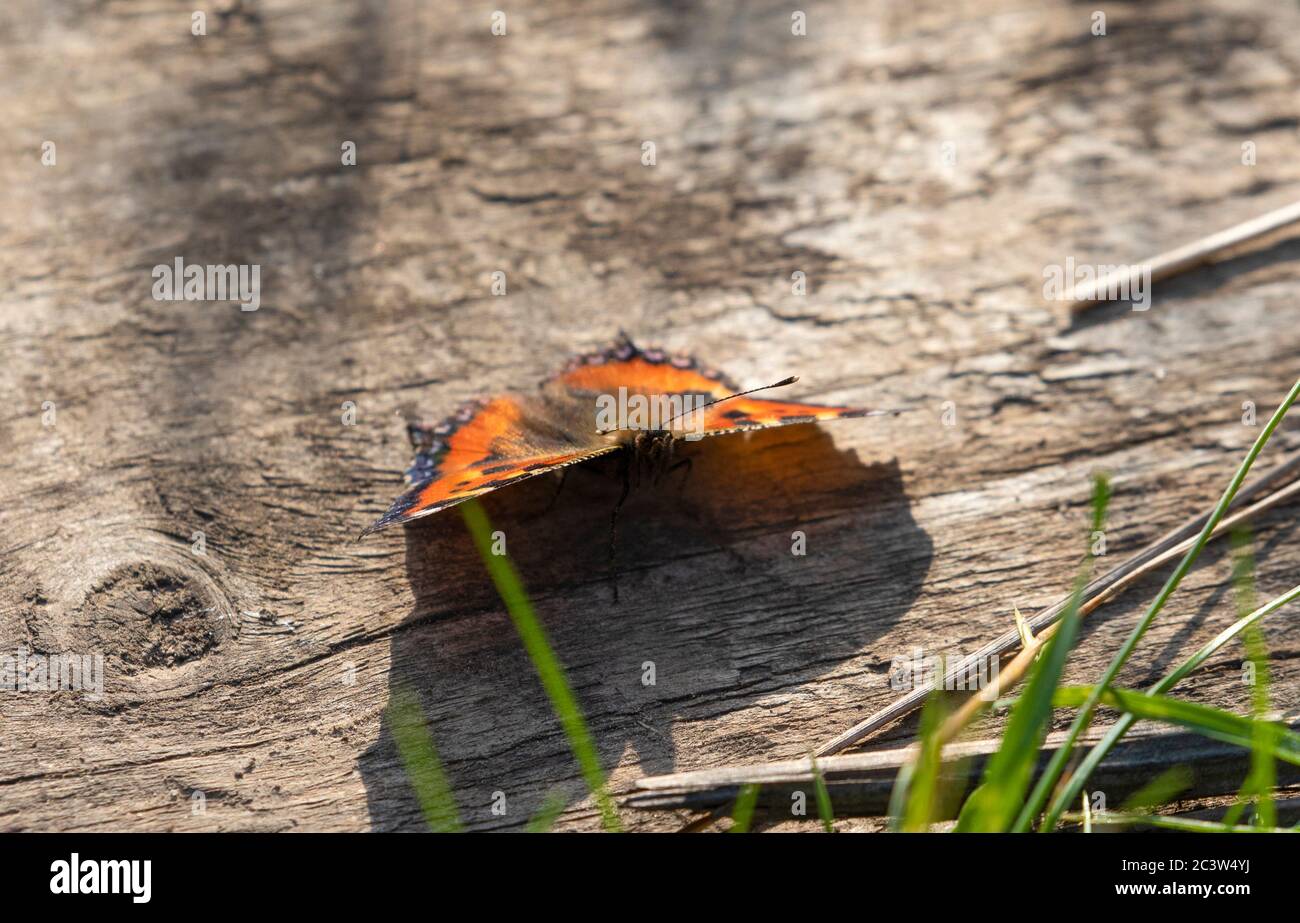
359;423;933;830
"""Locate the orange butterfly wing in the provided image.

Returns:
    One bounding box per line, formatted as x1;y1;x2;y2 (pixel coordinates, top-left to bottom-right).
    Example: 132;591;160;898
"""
363;395;615;533
550;335;881;439
367;335;887;534
697;397;877;436
547;338;740;400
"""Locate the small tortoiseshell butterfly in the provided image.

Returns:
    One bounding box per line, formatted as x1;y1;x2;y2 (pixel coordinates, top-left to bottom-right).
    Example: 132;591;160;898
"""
364;333;890;538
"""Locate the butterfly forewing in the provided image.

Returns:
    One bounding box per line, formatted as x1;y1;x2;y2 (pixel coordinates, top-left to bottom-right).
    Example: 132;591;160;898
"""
365;335;880;534
694;396;873;437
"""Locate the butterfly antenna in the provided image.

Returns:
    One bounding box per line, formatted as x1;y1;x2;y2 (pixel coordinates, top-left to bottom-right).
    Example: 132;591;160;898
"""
595;376;800;435
659;376;799;429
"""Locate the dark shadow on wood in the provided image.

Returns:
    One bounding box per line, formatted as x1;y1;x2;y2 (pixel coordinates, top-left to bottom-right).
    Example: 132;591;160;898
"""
359;423;933;830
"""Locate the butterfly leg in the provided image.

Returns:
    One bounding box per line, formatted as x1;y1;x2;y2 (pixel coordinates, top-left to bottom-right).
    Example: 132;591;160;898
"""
649;432;675;487
519;468;570;524
666;456;693;495
543;468;569;513
609;457;632;604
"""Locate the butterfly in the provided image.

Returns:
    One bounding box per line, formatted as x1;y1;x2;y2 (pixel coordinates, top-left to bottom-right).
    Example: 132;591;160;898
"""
363;333;890;539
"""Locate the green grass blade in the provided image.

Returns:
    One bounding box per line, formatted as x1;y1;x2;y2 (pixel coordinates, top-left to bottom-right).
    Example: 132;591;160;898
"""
1049;685;1300;764
1040;581;1300;830
388;685;464;832
1031;378;1300;831
1063;812;1298;833
730;784;761;833
1121;766;1192;813
1158;584;1300;690
1230;661;1279;828
459;499;622;831
897;693;951;832
886;759;917;829
809;754;835;832
525;789;570;833
957;474;1109;832
1224;530;1276;829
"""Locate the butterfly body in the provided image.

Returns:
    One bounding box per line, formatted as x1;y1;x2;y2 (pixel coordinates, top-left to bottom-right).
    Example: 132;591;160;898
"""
364;334;884;536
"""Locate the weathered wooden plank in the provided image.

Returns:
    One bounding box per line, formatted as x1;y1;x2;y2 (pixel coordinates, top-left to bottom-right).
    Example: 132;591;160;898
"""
818;456;1300;755
625;725;1300;818
1;0;1299;832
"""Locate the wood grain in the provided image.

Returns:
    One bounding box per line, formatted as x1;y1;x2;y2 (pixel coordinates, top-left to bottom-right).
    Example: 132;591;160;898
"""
626;725;1300;818
1;0;1298;831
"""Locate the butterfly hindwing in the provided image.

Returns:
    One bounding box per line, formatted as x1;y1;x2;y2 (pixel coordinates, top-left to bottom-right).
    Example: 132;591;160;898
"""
547;336;740;400
364;395;615;532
